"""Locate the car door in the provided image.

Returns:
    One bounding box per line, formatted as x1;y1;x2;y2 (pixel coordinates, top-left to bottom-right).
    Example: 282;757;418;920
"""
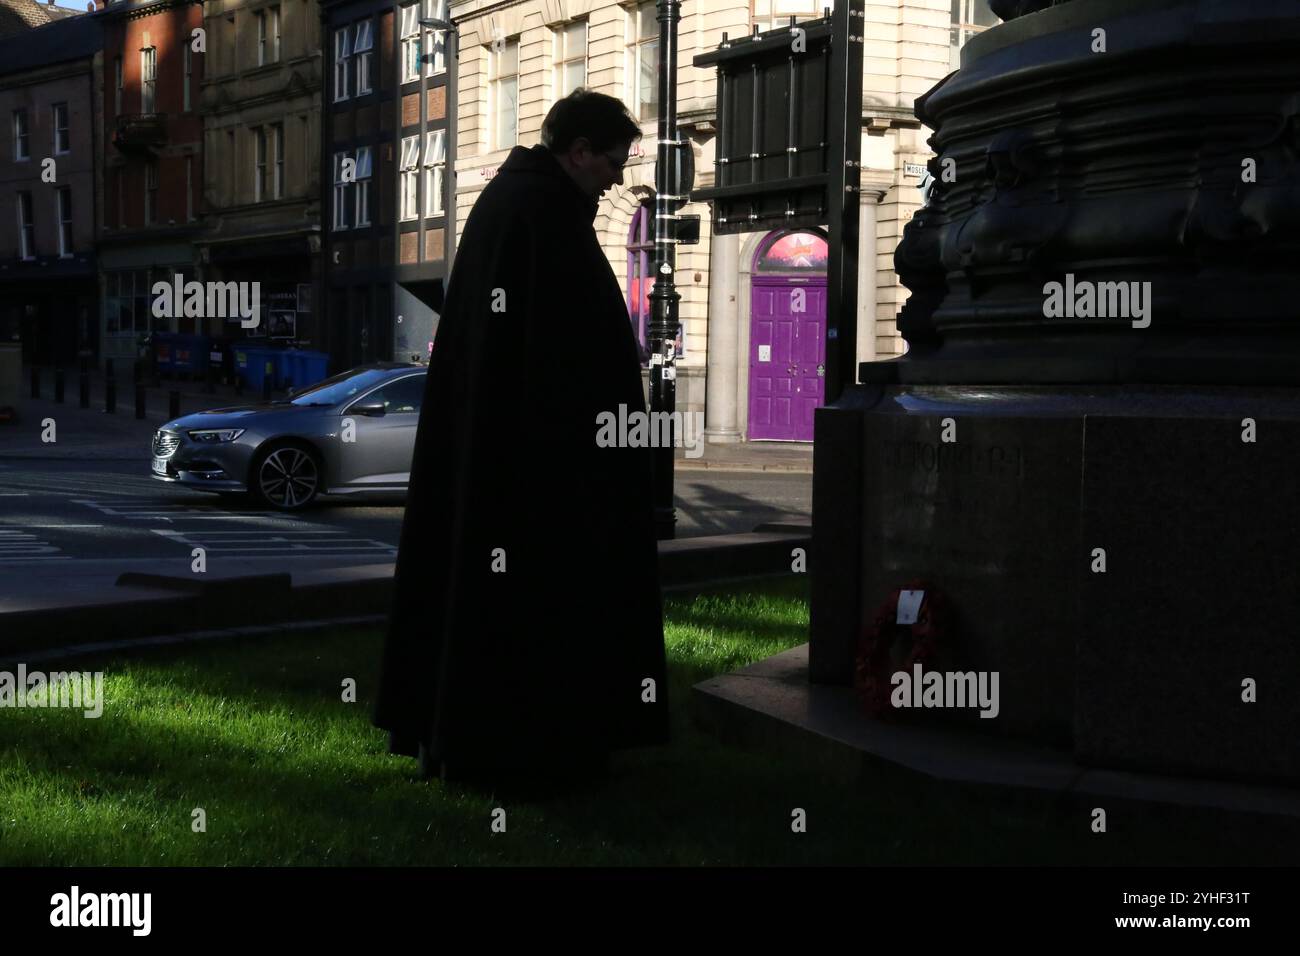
334;373;425;487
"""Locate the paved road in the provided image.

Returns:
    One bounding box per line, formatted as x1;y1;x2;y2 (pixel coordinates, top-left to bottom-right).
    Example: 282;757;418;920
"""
0;459;810;604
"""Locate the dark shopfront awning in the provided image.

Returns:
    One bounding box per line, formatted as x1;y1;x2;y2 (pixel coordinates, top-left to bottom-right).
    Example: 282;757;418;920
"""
207;236;313;265
0;254;96;282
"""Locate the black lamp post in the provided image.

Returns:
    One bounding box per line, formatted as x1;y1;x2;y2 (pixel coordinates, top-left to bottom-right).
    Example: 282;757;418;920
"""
648;0;682;541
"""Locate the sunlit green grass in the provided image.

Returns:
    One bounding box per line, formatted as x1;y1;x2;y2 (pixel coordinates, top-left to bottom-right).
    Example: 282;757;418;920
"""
0;575;1293;865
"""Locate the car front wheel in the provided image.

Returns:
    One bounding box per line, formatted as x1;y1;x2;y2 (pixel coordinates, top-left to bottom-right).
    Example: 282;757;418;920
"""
252;443;322;510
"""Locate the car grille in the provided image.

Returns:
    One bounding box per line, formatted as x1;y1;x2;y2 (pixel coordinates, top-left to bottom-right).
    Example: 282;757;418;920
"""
153;430;180;458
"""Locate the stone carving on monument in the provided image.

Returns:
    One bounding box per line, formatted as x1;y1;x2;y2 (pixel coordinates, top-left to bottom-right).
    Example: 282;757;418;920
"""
811;0;1300;785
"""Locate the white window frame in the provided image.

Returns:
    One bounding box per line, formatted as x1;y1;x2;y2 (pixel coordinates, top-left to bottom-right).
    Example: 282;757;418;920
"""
400;4;421;84
334;28;352;102
354;19;374;95
332;151;351;230
141;47;157;114
272;123;283;199
56;187;72;257
53;103;70;155
424;129;446;217
145;160;158;224
17;191;34;260
255;127;268;201
354;145;372;226
488;38;519;151
553;20;587;103
13;109;28;161
258;8;281;66
627;3;658;123
950;0;998;71
424;0;448;77
400;135;420;221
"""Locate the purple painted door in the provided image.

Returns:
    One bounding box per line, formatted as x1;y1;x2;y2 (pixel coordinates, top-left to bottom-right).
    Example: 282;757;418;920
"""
749;279;826;441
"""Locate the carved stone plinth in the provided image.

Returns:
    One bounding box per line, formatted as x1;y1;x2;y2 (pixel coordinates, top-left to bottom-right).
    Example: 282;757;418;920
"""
811;0;1300;786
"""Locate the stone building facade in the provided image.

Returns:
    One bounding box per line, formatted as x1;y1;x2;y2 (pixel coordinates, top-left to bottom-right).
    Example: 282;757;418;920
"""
198;0;324;352
446;0;993;442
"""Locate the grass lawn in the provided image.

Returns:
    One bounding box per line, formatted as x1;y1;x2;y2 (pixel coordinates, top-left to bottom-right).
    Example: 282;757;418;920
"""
0;575;1294;866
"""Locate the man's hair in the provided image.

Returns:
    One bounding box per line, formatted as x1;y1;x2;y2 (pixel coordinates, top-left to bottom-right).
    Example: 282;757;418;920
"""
541;89;642;155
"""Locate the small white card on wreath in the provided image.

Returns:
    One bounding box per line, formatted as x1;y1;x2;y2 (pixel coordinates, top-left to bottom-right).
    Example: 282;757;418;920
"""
896;590;925;625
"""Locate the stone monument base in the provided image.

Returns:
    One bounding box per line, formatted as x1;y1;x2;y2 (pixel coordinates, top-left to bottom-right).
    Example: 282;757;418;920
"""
812;379;1300;785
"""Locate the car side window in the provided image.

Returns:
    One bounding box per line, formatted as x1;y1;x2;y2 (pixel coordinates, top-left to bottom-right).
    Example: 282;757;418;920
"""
366;375;424;414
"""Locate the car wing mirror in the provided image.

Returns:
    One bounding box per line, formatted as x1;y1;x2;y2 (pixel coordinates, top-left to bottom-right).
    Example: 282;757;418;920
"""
351;401;386;417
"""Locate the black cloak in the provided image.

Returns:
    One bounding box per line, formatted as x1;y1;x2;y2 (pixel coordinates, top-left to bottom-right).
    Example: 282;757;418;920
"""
374;144;670;778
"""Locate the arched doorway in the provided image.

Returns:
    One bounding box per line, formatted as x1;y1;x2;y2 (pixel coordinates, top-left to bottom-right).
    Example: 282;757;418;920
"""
626;200;684;364
626;201;653;364
748;229;828;442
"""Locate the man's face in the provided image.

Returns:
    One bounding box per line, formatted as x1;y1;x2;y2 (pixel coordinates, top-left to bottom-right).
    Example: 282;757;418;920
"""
562;137;633;201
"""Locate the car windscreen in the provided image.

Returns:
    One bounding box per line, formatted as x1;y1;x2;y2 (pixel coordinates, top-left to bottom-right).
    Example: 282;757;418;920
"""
288;368;395;406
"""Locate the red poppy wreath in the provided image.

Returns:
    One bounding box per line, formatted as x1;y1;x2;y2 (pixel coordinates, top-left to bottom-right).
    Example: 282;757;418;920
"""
853;582;952;718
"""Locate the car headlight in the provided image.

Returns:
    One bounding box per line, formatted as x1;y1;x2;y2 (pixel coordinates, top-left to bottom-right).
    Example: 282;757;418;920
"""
187;429;245;443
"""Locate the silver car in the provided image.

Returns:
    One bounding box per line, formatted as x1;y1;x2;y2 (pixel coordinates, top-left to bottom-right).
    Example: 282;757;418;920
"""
150;363;426;510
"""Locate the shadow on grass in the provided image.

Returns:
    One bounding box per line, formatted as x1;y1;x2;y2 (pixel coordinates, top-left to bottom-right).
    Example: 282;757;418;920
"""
2;577;1296;865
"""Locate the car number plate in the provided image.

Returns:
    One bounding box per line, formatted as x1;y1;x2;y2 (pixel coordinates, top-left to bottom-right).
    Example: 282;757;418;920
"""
152;457;169;476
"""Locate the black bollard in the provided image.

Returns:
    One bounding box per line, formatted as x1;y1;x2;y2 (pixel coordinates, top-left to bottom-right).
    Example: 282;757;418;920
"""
169;390;180;420
135;383;145;419
133;358;142;384
262;361;273;402
105;358;115;382
204;361;215;394
79;370;89;408
30;367;39;399
54;367;64;403
105;377;116;414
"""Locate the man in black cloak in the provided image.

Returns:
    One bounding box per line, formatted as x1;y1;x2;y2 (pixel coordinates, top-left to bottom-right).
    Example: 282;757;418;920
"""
374;90;670;785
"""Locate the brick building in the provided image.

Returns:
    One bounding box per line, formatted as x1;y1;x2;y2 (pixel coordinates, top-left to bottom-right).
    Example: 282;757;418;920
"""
0;11;101;366
320;0;454;371
97;0;205;369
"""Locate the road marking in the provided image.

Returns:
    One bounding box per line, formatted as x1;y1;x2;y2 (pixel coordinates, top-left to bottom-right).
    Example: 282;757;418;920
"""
151;528;397;556
0;528;65;559
22;524;103;529
72;499;276;519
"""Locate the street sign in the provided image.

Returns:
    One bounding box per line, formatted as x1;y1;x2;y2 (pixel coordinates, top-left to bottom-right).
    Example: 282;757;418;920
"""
676;214;701;245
